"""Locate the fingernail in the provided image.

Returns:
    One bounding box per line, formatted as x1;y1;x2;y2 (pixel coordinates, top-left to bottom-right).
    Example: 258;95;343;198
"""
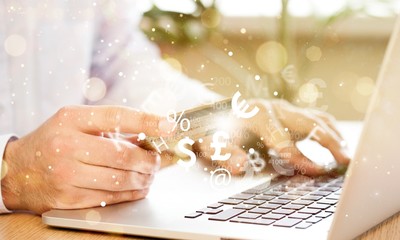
158;119;175;135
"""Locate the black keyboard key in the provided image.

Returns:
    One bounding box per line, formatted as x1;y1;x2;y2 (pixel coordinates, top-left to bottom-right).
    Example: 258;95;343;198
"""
302;195;322;201
219;198;243;205
272;209;295;215
233;204;256;210
209;209;245;221
306;216;322;224
207;203;223;209
262;213;285;220
292;199;313;205
230;193;255;200
185;212;202;219
249;207;271;214
295;222;313;229
310;191;331;197
282;204;304;210
315;211;332;218
254;195;275;201
243;199;266;205
288;213;312;220
298;208;321;214
238;212;262;219
269;199;290;205
196;208;223;214
273;218;301;227
259;203;281;209
308;203;330;210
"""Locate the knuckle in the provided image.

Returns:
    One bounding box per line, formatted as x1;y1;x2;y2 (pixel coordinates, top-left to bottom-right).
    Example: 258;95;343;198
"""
109;191;122;202
55;106;75;120
115;144;131;167
104;107;124;129
113;172;129;191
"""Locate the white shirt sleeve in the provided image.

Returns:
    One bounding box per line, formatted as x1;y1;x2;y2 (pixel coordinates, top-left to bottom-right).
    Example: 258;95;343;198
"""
90;1;222;114
0;134;17;214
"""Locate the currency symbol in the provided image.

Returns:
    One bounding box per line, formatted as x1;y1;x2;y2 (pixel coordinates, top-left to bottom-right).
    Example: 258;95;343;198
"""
210;131;231;161
177;138;196;169
247;148;266;173
231;91;260;119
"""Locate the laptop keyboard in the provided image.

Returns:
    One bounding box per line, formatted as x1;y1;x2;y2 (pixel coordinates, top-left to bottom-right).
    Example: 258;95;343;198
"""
185;175;343;229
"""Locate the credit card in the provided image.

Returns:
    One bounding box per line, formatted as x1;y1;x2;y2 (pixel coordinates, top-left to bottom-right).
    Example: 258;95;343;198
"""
143;98;232;153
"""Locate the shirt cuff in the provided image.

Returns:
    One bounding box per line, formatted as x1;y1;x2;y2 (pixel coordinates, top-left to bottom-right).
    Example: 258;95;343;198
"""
0;134;18;214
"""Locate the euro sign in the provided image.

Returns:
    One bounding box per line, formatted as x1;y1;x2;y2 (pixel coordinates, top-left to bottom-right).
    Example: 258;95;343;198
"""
210;131;231;161
177;138;196;169
231;91;260;119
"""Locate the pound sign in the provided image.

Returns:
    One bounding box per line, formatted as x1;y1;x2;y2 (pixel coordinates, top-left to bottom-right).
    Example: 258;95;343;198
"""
210;131;231;161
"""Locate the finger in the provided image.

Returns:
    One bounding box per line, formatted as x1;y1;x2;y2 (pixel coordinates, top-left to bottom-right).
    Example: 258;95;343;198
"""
308;109;344;139
72;161;154;191
59;105;175;136
74;133;160;174
57;187;149;209
308;122;350;165
279;146;326;176
272;103;350;165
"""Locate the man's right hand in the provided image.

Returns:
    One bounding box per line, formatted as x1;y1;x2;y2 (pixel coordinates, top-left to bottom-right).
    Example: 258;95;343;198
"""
1;105;174;214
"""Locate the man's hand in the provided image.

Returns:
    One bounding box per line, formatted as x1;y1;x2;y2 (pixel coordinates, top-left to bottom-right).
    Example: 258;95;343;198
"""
1;105;174;214
195;99;350;176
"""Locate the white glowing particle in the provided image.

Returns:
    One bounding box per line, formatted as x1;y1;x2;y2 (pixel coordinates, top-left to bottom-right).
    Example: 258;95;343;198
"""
255;75;261;81
273;91;278;96
100;201;106;207
249;148;255;154
228;51;233;57
240;28;247;34
138;132;146;141
198;138;203;143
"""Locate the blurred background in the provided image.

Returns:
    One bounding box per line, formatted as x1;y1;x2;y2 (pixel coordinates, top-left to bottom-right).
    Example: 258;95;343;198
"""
138;0;399;120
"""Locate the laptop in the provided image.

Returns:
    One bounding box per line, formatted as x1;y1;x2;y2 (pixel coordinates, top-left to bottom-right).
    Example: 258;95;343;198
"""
42;15;400;240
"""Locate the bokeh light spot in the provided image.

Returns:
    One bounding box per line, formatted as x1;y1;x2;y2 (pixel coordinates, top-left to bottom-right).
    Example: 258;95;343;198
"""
82;77;107;102
298;83;319;103
306;46;322;62
256;41;287;74
4;34;27;57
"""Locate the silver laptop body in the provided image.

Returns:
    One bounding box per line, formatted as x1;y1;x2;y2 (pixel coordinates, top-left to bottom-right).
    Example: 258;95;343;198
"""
42;16;400;240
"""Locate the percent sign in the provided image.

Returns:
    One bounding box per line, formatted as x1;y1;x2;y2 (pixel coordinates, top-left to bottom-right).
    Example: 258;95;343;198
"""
167;110;191;132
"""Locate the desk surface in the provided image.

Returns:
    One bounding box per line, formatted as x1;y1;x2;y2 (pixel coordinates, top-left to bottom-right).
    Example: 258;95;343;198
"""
0;212;399;239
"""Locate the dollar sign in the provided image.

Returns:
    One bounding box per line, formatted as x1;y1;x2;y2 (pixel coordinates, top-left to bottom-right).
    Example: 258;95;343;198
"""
231;91;260;119
177;138;196;168
210;131;231;161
